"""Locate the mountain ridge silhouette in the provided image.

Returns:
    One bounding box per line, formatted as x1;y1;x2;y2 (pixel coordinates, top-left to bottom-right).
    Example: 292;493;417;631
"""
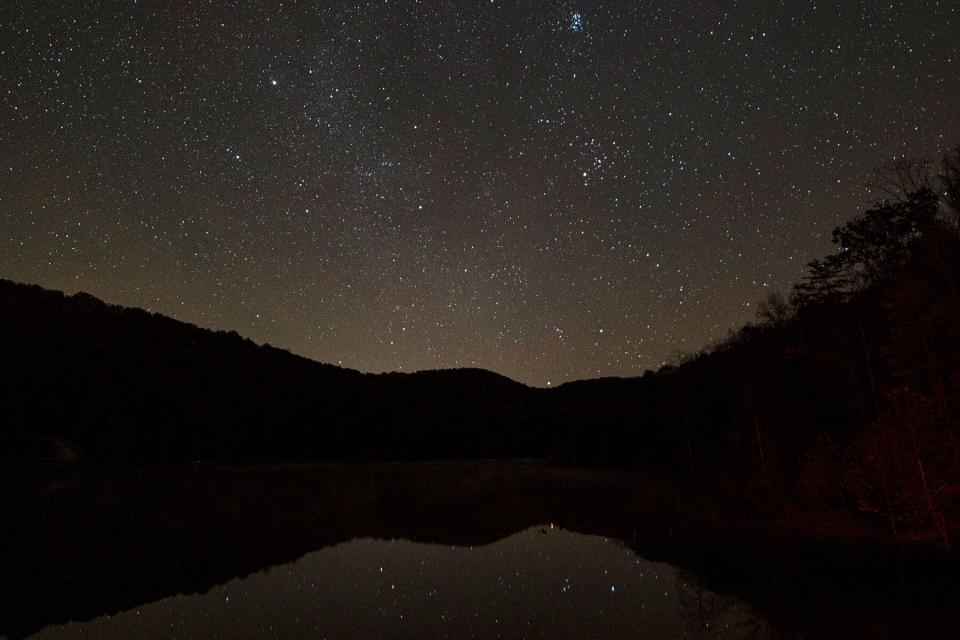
0;278;559;463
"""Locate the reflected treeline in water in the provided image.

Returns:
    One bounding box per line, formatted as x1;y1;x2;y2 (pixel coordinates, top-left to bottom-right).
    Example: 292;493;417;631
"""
2;462;959;639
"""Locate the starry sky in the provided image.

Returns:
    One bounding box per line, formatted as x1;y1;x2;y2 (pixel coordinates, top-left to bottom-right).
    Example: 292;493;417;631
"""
2;1;959;386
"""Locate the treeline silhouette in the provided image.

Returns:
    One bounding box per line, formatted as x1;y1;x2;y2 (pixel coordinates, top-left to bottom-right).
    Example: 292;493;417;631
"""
553;149;960;549
2;148;959;547
0;288;545;463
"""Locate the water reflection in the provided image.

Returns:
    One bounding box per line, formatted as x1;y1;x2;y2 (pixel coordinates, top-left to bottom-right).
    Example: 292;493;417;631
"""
29;527;770;639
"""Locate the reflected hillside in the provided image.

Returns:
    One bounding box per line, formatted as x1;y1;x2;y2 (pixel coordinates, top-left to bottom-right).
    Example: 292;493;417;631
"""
28;528;772;640
3;462;960;639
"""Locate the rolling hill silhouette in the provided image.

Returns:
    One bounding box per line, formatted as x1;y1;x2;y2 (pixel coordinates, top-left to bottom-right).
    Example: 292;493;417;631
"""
0;279;552;464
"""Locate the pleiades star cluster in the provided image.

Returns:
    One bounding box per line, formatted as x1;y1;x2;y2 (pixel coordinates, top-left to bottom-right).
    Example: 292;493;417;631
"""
2;1;958;385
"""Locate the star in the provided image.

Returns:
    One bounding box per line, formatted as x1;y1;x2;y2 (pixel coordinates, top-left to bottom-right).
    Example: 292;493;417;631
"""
2;0;956;386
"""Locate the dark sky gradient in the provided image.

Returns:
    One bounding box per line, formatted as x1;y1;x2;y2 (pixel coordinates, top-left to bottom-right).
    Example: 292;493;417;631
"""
2;1;958;385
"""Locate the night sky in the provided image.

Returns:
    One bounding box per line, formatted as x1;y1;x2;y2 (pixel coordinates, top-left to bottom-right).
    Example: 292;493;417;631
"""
2;2;958;386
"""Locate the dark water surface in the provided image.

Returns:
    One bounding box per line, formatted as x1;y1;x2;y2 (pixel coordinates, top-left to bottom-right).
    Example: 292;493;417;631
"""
2;461;959;639
28;527;766;639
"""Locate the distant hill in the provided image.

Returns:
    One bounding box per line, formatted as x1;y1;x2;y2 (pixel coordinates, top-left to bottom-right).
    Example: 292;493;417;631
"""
3;169;960;546
0;279;548;463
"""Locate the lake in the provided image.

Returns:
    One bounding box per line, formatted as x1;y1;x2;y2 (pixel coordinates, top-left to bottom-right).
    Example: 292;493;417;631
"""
28;527;768;639
2;461;958;639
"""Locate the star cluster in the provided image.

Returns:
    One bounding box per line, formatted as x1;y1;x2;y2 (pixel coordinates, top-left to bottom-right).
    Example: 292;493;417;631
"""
2;1;958;385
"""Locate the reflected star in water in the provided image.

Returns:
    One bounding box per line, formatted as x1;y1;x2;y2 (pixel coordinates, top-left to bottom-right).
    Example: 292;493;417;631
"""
30;528;762;639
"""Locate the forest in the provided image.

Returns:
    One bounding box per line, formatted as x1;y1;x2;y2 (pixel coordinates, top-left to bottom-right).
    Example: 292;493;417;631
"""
558;149;960;550
2;148;959;549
